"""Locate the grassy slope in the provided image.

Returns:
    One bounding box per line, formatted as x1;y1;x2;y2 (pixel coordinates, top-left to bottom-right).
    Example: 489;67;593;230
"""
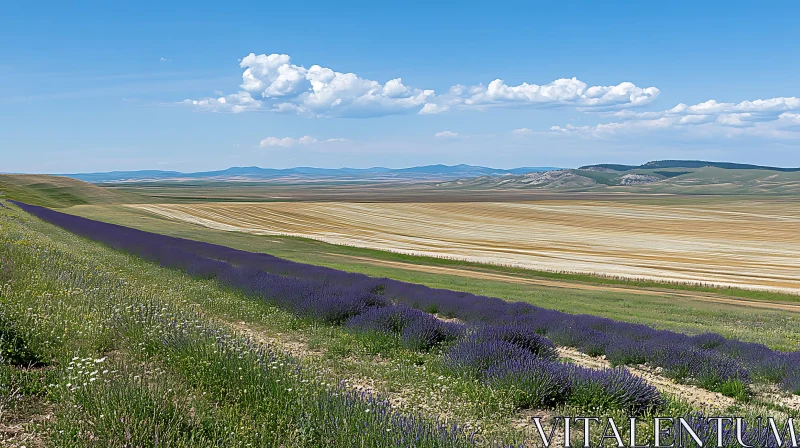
437;167;800;194
6;197;797;447
0;174;148;208
569;169;623;185
0;201;528;445
616;167;800;195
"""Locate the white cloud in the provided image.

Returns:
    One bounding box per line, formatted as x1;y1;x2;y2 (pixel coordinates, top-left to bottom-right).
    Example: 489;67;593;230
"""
423;78;659;113
181;91;261;113
184;53;658;118
512;127;534;136
434;130;460;139
553;96;800;139
234;53;433;118
258;135;348;148
259;137;298;147
418;103;449;115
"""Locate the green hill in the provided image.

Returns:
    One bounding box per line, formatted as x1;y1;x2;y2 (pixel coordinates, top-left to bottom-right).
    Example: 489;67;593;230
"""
581;160;800;172
0;174;146;208
436;166;800;195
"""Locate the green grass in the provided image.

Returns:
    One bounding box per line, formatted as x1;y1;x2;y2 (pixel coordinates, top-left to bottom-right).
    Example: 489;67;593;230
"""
3;201;798;446
0;201;527;445
611;167;800;195
6;196;693;445
0;174;147;208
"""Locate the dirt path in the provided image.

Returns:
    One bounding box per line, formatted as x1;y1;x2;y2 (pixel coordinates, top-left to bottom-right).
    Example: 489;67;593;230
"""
331;254;800;313
0;396;51;448
221;316;780;423
217;314;798;442
557;347;800;412
556;348;737;411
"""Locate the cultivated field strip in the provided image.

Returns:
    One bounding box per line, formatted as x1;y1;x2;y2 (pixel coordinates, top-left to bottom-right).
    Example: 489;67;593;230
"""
128;200;800;294
327;254;800;313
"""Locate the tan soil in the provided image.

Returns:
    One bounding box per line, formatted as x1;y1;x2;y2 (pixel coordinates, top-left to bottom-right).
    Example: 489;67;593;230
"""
126;200;800;294
0;404;51;448
224;320;323;360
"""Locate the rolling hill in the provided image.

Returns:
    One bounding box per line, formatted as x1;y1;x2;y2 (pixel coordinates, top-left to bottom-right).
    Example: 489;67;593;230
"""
581;160;800;172
436;165;800;195
0;174;147;208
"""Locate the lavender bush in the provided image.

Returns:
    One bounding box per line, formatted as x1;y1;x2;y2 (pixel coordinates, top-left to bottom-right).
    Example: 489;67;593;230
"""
345;305;465;351
651;345;750;388
782;370;800;395
484;358;571;408
402;316;465;351
443;339;536;379
471;324;557;359
568;367;663;416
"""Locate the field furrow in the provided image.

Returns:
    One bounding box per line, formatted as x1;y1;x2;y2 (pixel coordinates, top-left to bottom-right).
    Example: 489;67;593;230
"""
128;200;800;294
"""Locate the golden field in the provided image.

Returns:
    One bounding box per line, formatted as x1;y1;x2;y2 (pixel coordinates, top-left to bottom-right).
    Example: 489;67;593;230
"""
127;199;800;294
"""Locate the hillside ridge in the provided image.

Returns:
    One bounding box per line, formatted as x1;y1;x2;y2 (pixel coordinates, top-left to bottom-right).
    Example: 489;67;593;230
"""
0;174;147;208
581;160;800;172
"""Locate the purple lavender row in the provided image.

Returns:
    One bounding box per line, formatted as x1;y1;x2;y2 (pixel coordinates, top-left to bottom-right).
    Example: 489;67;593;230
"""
12;201;665;414
12;201;800;396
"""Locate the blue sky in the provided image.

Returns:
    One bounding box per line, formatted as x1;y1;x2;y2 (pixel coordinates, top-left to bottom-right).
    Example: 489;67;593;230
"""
2;1;799;173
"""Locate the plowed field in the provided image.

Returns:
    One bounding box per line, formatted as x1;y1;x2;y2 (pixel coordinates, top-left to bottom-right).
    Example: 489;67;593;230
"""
127;200;800;294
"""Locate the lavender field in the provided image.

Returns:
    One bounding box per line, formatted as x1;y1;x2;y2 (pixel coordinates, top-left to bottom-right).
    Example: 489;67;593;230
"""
13;202;800;398
2;200;799;446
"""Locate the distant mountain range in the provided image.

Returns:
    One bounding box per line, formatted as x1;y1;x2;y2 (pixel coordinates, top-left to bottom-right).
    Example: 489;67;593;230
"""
49;160;800;189
64;164;560;183
4;160;800;209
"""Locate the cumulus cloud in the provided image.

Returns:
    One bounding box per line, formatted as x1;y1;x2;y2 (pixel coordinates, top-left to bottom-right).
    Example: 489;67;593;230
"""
234;53;433;118
424;79;659;112
434;130;460;139
183;53;658;118
552;96;800;139
258;135;348;148
181;91;261;113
